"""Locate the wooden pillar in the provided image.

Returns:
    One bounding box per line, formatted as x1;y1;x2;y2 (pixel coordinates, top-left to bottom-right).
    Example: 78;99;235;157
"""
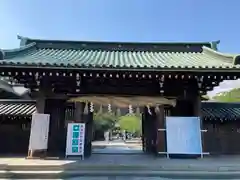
150;107;157;154
193;95;201;116
141;111;146;152
35;96;46;113
28;94;67;159
47;99;67;157
84;103;93;157
142;106;158;154
73;102;93;158
142;107;148;153
155;105;167;156
74;102;84;122
192;95;206;154
143;107;152;153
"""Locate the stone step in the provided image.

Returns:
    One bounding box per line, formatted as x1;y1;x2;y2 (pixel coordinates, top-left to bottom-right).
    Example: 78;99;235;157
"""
1;170;240;179
2;164;240;172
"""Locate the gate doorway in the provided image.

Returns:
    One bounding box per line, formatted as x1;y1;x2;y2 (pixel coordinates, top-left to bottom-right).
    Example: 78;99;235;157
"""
67;96;175;158
92;110;143;154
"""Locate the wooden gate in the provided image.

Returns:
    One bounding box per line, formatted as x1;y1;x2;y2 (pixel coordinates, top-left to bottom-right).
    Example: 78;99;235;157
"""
203;121;240;155
82;108;93;157
46;99;67;157
0;121;30;155
142;107;157;154
141;113;146;152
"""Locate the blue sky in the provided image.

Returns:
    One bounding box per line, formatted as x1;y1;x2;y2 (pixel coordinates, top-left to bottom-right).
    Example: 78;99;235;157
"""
0;0;240;96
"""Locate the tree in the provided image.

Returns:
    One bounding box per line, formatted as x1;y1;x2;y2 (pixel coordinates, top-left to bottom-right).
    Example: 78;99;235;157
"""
118;115;141;135
93;112;142;139
212;88;240;102
93;112;116;132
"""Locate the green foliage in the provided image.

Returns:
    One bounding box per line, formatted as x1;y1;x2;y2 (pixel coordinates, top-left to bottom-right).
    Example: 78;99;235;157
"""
93;112;142;136
118;115;141;134
93;112;116;132
212;88;240;102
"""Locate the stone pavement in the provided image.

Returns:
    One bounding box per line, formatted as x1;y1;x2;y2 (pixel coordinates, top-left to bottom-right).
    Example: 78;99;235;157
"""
92;140;142;154
92;141;142;154
1;154;240;179
1;154;240;171
0;178;234;180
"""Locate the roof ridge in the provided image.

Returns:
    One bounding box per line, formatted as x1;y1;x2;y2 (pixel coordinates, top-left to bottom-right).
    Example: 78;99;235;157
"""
17;35;214;46
2;42;36;53
202;46;240;65
0;99;35;103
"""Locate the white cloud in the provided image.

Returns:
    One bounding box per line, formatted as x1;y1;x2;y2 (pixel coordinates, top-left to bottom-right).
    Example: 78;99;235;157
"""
207;79;240;97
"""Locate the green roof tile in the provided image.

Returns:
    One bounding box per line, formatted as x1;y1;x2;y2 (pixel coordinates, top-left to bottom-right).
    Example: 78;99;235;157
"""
0;100;36;116
1;36;240;70
202;102;240;120
0;100;239;120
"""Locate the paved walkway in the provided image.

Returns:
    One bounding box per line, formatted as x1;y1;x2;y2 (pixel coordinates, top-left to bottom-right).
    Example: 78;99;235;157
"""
1;154;240;169
1;155;240;179
92;140;142;154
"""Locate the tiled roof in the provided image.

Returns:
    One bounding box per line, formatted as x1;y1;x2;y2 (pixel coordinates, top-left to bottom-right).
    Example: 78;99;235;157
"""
201;102;240;120
0;36;239;70
0;100;240;120
0;100;36;116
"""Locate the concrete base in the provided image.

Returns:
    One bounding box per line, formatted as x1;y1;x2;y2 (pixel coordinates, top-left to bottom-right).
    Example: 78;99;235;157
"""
26;149;47;159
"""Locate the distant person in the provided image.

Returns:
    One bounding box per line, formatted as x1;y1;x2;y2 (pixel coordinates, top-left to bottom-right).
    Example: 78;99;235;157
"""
104;131;110;143
122;130;126;142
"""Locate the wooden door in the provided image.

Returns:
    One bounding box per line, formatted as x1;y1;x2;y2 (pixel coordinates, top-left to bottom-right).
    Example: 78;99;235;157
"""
141;113;146;152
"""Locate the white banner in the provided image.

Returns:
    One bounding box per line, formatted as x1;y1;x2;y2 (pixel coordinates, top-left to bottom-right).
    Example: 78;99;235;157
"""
166;116;202;155
66;123;85;156
28;113;50;150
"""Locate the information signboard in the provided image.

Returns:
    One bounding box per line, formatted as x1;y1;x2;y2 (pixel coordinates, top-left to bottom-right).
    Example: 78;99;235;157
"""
65;123;85;158
28;113;50;151
166;116;202;155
